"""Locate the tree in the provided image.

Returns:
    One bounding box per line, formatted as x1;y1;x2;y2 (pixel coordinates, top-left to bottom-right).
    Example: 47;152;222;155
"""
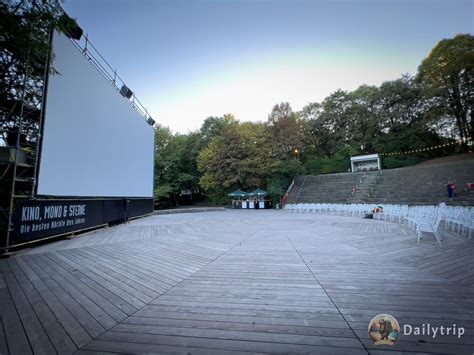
266;159;303;202
0;1;72;143
377;75;425;129
153;125;201;204
153;34;469;204
198;113;237;147
304;90;357;157
347;85;380;154
197;123;277;203
267;102;293;124
417;34;474;144
153;124;174;200
267;102;307;155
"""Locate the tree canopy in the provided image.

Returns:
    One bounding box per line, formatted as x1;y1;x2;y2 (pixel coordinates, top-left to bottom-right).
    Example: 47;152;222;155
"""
1;1;80;143
417;34;474;145
197;122;278;203
154;35;471;205
2;4;470;207
3;5;468;207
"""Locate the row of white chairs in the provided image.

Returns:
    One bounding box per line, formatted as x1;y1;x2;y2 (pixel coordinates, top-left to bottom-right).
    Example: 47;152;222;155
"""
284;203;473;246
439;206;474;239
405;205;444;246
285;203;371;217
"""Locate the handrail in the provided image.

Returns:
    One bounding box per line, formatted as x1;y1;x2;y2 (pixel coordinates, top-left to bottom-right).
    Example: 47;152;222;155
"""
295;176;307;204
285;179;295;196
62;30;154;126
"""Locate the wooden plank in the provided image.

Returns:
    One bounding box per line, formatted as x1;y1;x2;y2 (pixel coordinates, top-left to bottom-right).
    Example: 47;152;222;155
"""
0;261;56;355
90;244;183;284
21;254;105;338
81;339;268;354
0;316;10;355
53;251;147;310
37;253;124;326
45;253;134;318
108;323;364;348
12;257;92;348
72;248;169;295
0;268;32;355
5;259;77;354
66;247;161;300
87;332;366;354
2;210;474;354
31;253;116;329
122;315;354;337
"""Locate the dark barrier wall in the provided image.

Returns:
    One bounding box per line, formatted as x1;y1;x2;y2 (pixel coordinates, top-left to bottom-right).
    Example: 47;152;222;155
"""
11;198;153;244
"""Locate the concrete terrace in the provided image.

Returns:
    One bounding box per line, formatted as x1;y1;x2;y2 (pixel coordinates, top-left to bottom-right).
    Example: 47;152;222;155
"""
1;210;474;354
288;157;474;206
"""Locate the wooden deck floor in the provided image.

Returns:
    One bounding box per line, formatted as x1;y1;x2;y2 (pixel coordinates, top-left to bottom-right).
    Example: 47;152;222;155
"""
1;210;473;354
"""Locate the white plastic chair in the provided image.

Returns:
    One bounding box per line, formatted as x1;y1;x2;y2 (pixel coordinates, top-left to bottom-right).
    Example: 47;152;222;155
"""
416;214;442;246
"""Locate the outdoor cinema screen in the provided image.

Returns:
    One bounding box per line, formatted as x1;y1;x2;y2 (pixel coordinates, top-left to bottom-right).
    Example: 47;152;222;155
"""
37;32;154;197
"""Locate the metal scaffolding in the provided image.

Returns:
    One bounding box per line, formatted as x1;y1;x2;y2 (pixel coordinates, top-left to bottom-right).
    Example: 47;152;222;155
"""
1;8;154;252
0;31;49;252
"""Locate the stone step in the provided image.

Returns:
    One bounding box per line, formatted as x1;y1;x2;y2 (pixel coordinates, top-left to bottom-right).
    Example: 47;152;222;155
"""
285;159;474;206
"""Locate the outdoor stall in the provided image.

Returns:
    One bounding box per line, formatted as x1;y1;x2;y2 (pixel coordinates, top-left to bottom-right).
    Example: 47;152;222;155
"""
228;188;273;209
228;190;248;209
248;188;273;209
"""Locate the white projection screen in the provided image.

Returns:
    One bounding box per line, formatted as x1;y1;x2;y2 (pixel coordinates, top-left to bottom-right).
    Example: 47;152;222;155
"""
37;32;154;197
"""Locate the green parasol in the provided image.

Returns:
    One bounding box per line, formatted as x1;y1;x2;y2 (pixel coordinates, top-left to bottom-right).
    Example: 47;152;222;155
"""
228;189;248;198
248;188;268;197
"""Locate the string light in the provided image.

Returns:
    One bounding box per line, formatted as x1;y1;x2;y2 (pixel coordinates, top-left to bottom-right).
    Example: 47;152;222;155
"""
378;141;461;157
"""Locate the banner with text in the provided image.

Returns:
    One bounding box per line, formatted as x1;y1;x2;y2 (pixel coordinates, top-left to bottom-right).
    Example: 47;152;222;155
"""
11;198;153;244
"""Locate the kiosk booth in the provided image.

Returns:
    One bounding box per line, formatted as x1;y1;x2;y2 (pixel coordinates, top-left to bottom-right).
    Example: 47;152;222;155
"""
229;188;273;209
228;190;248;209
350;154;381;172
248;188;266;209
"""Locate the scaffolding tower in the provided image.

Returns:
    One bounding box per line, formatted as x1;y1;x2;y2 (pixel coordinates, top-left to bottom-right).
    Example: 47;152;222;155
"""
0;33;49;252
1;4;155;252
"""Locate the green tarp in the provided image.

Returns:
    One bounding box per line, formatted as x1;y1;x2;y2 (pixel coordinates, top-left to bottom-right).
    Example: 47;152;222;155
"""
248;188;268;197
228;189;248;198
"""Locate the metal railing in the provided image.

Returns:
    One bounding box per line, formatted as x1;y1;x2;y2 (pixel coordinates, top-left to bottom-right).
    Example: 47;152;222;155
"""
285;179;295;196
295;176;307;204
64;31;154;126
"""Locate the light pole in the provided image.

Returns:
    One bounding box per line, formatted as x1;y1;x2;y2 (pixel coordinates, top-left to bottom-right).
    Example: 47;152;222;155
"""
293;148;300;160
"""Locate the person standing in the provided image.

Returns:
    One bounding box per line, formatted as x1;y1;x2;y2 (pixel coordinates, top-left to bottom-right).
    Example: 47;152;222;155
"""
447;181;455;202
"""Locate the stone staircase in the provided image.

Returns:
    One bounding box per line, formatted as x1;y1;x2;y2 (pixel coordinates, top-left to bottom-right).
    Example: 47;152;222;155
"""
287;172;363;204
285;177;305;204
347;171;381;203
367;159;474;206
285;158;474;206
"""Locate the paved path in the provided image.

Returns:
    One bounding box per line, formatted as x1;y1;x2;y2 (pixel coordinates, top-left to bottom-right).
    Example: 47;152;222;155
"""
1;210;473;354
